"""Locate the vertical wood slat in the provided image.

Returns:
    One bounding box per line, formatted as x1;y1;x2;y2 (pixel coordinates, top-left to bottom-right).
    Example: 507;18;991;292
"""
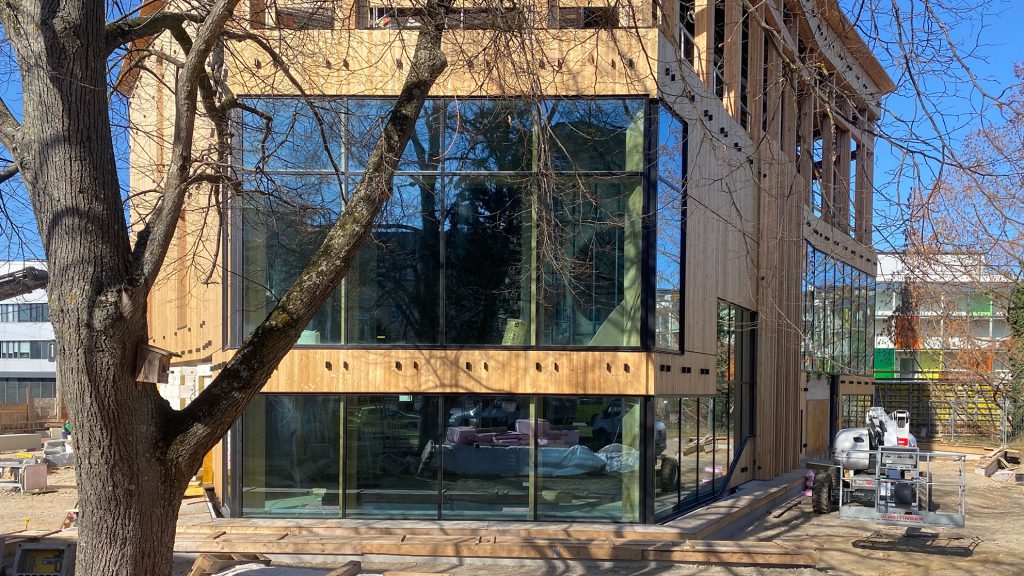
746;2;765;143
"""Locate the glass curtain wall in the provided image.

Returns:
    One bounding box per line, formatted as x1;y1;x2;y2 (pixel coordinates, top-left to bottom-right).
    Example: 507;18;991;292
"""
802;242;875;374
240;393;646;521
241;394;343;516
653;302;755;520
655;105;687;351
233;97;648;349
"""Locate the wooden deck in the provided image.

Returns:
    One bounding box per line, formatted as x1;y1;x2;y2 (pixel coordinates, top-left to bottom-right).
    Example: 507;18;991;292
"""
2;471;812;568
169;470;810;566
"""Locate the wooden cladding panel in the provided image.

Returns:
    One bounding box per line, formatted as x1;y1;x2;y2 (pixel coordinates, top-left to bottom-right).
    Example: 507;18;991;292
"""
651;352;715;396
259;349;650;396
224;28;660;99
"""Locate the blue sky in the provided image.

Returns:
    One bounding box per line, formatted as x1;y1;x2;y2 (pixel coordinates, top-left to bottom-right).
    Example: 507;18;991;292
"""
869;0;1024;251
1;3;1022;259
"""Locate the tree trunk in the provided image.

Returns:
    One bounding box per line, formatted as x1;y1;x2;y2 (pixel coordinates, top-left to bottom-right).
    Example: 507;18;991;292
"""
1;1;451;573
6;5;185;575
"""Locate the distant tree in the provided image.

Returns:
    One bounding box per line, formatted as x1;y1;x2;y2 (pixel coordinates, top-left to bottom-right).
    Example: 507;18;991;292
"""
1006;280;1024;429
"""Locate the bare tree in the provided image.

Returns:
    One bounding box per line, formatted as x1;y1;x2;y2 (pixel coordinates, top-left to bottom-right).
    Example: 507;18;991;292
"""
0;1;454;573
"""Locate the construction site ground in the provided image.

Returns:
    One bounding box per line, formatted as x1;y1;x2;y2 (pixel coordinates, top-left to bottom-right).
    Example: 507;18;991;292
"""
2;459;1021;575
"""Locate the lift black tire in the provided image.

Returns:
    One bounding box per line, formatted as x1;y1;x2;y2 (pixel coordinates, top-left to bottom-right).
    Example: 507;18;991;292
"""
812;471;835;514
660;457;680;492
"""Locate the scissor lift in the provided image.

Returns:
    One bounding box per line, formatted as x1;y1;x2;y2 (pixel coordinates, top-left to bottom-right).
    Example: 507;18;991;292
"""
836;447;966;529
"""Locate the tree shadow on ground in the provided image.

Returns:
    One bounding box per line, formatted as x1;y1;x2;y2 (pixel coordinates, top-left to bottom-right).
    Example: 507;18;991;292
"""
852;528;981;558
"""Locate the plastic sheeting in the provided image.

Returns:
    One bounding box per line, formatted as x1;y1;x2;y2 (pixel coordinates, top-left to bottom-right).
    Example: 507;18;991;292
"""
436;444;607;477
596;443;640;473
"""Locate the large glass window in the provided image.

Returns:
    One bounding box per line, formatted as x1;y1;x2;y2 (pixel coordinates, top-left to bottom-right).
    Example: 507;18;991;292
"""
0;378;57;404
439;395;531;519
654;397;682;519
656;105;686;351
241;395;342;517
345;395;440;517
541;177;643;347
0;304;49;323
535;396;641;522
542;99;644;172
445;99;532;172
241;173;343;344
714;301;756;492
803;243;874;374
240;393;659;521
234;97;657;349
444;176;530;345
346;177;441;344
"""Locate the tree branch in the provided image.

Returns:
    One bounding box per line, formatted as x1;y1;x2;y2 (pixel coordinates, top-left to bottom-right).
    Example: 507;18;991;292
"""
129;0;240;291
0;163;19;185
0;97;20;154
168;0;454;472
104;12;203;56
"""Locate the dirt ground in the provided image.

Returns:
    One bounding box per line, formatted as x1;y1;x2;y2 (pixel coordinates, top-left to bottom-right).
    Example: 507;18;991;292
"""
4;457;1022;575
0;466;77;534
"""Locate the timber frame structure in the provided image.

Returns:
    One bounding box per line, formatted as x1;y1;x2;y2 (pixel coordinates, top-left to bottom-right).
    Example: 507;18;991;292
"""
131;0;892;523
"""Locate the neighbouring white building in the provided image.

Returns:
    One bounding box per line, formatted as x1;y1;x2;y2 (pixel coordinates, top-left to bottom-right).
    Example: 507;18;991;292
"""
0;261;57;406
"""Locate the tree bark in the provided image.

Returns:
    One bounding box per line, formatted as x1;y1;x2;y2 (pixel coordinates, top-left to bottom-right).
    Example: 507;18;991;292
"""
0;1;451;574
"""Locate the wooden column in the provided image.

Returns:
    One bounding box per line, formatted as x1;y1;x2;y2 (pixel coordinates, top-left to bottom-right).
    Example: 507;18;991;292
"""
798;88;814;206
820;115;834;225
694;0;715;88
834;130;851;233
724;0;742;121
857;121;876;244
747;3;765;141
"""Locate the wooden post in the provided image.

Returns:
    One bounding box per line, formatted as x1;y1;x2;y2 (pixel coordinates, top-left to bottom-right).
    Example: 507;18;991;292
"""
694;0;714;88
723;0;742;120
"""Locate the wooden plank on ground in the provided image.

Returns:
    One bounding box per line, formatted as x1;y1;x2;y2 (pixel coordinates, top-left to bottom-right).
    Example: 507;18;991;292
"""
174;533;816;567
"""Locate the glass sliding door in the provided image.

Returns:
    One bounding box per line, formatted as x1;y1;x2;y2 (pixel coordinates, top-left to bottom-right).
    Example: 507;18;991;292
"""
344;395;441;517
439;395;532;519
241;395;343;516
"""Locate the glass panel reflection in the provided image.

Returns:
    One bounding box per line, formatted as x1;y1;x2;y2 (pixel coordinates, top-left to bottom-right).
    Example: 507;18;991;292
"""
680;398;699;503
536;396;641;522
444;176;531;345
345;99;444;172
346;176;441;344
241;395;342;516
241;173;342;343
439;395;531;519
239;98;345;171
543;99;645;171
540;176;643;347
345;395;440;518
654;397;682;518
446;99;532;172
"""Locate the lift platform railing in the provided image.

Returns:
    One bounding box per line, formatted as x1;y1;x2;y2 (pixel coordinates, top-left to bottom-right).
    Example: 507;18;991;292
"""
838;447;966;529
